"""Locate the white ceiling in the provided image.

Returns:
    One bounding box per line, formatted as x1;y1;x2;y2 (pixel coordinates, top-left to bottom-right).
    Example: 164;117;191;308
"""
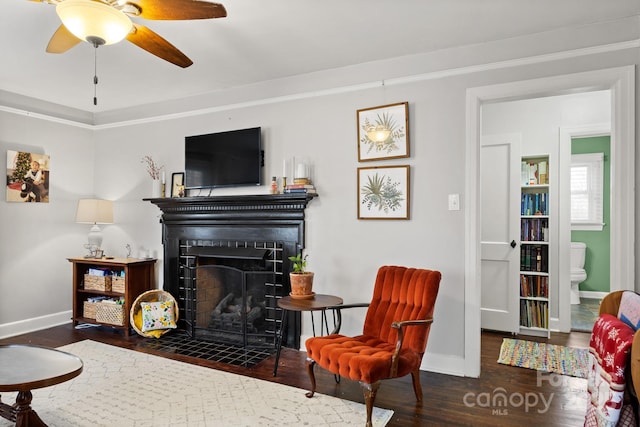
2;0;639;116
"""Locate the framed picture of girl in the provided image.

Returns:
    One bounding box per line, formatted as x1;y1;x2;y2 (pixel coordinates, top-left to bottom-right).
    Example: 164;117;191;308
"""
6;150;51;203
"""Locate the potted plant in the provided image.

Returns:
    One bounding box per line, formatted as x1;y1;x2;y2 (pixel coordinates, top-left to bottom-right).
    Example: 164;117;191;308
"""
288;252;314;299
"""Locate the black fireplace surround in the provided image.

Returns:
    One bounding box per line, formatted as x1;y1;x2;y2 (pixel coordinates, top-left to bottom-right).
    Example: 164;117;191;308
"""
148;194;316;350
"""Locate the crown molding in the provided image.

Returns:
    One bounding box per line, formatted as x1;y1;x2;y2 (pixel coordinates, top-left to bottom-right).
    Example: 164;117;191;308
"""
2;39;638;130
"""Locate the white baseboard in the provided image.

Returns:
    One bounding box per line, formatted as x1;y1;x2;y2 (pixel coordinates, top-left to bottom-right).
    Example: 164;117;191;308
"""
579;290;608;300
422;352;466;376
0;311;72;340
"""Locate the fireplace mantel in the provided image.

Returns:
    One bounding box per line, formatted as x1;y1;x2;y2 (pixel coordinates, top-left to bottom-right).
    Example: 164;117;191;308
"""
146;193;317;349
146;193;317;219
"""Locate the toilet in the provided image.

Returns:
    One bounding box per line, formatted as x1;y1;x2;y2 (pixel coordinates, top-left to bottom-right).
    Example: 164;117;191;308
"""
570;242;587;305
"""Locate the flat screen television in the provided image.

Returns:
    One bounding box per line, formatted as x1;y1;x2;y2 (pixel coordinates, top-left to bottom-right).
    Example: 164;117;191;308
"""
185;127;263;189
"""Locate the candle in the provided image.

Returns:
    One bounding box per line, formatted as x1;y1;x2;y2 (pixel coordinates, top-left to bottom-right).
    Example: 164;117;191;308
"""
283;159;287;178
161;171;165;184
296;163;306;179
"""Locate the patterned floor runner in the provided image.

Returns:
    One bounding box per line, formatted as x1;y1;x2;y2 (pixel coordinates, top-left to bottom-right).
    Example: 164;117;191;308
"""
497;338;589;378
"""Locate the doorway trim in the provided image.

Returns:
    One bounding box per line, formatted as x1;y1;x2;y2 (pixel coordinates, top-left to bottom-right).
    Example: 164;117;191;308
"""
464;66;635;377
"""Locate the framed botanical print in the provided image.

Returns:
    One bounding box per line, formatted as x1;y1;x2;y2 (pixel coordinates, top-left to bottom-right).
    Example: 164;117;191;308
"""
357;102;409;162
357;165;410;220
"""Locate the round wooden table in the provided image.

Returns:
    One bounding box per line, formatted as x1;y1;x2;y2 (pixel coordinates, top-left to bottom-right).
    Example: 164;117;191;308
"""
273;294;343;376
0;345;83;427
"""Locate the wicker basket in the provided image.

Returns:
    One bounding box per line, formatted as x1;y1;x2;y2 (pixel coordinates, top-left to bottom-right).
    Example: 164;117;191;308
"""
130;290;179;338
112;276;125;294
84;274;112;292
96;302;125;326
83;301;99;319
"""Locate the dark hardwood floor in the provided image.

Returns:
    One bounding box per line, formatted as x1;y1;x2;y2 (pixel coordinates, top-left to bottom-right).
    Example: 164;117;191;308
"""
0;325;590;426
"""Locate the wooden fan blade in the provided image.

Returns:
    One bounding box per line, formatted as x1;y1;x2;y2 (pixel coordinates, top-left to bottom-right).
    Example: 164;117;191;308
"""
46;24;82;53
126;24;193;68
131;0;227;20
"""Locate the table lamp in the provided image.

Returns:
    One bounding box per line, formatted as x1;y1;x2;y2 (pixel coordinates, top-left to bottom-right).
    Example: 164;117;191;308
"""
75;199;113;250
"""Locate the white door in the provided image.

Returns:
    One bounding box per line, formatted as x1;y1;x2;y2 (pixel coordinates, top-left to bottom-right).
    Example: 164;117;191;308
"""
480;134;521;333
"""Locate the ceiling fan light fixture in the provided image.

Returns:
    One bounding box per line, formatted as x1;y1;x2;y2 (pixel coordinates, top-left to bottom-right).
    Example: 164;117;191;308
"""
56;0;132;46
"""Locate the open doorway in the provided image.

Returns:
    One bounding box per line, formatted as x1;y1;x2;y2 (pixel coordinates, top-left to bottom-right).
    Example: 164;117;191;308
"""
480;91;611;336
464;66;635;378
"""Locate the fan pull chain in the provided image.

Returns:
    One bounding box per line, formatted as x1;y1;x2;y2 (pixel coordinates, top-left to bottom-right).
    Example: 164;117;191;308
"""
93;45;99;106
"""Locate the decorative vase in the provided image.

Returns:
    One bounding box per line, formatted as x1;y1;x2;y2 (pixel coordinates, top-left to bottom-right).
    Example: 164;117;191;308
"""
289;272;314;299
151;179;162;198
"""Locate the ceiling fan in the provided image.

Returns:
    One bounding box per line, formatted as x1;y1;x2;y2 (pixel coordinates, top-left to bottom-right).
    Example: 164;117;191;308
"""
30;0;227;68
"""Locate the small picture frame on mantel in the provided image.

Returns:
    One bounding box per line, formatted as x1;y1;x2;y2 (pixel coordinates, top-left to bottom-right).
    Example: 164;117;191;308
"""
171;172;185;197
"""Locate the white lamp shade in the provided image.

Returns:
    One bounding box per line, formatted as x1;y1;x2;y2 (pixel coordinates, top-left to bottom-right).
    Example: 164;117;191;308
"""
77;199;113;251
56;0;132;46
76;199;114;224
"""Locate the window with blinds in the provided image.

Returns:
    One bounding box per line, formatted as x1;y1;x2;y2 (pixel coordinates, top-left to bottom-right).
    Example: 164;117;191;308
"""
570;152;604;231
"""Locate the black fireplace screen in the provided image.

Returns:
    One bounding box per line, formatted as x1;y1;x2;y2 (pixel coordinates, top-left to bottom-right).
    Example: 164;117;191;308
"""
178;240;284;349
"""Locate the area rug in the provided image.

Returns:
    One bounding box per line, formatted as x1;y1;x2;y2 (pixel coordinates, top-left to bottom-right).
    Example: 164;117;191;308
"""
0;340;393;427
497;338;589;379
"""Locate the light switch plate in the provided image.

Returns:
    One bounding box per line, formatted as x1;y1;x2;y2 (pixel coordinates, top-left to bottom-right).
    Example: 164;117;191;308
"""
448;194;460;211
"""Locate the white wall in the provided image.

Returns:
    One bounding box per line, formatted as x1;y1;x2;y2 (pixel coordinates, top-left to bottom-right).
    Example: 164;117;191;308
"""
1;17;638;376
0;114;94;334
483;91;611;149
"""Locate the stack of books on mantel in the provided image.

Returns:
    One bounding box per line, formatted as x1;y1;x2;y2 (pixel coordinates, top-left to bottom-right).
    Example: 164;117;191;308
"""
284;179;317;194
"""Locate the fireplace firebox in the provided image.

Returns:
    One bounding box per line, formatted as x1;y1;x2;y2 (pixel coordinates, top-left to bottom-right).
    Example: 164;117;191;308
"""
148;194;316;350
182;243;280;348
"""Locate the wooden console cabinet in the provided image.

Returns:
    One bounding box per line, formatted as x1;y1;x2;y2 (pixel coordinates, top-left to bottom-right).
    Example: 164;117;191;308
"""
68;257;156;336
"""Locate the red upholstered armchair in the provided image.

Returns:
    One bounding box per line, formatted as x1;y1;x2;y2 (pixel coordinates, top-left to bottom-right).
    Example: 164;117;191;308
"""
305;266;441;427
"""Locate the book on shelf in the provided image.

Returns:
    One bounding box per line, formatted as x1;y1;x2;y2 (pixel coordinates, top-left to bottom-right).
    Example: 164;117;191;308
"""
520;245;548;272
285;184;315;189
521;192;548;216
520;274;548;298
521;162;529;186
538;161;548;184
284;183;316;194
521;159;549;186
520;217;549;241
520;299;548;328
528;162;538;185
284;188;317;194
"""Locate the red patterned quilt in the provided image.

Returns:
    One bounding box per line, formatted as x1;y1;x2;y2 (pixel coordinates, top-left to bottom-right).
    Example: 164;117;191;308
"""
585;313;635;427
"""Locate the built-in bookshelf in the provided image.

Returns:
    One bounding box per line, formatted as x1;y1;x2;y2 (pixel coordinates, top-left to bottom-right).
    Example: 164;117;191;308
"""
519;155;550;338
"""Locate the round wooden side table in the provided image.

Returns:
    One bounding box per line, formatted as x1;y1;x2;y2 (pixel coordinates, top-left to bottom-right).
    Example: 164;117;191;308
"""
273;294;343;376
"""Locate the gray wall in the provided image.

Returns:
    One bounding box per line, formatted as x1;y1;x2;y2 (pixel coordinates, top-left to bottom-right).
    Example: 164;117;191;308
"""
1;16;638;376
